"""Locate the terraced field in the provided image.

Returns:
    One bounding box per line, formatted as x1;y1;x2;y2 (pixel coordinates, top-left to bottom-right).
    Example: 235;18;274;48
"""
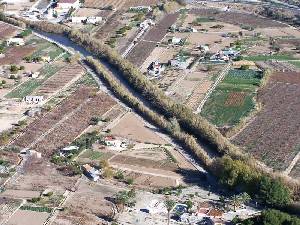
201;69;262;127
233;71;300;170
34;63;85;98
0;22;17;39
11;86;96;149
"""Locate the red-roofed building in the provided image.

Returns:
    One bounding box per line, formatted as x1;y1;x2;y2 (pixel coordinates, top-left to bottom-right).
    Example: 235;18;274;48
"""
57;0;80;11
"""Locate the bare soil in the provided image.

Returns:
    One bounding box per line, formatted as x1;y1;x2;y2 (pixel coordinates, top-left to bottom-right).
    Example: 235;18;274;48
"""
233;72;300;170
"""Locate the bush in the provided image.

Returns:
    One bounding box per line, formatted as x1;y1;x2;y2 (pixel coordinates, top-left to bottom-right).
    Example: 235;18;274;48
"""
115;170;124;180
240;209;300;225
213;157;292;208
240;65;250;70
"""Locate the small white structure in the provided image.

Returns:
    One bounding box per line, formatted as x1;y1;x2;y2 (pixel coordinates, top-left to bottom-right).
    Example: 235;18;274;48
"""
199;45;210;53
41;56;51;63
71;16;102;24
25;107;42;117
20;148;42;158
23;96;44;104
71;16;87;23
7;38;25;46
171;37;182;45
104;136;127;150
129;6;152;12
59;146;79;157
82;164;101;181
148;61;165;77
146;199;168;214
86;16;102;24
28;71;40;78
57;0;80;11
140;19;155;29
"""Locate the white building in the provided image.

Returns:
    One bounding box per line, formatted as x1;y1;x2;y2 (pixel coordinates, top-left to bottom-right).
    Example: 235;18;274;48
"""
171;37;182;45
7;38;25;46
59;145;79;157
140;19;155;29
129;6;152;12
20;148;42;159
23;96;44;104
148;61;165;77
82;164;101;181
71;16;102;24
57;0;80;11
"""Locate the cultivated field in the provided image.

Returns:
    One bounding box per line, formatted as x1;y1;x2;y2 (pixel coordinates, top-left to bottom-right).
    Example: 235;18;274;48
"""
0;46;35;66
144;13;179;42
5;158;78;194
84;0;126;9
11;86;96;149
34;63;85;98
32;92;115;157
201;69;261;127
0;22;17;39
53;179;118;225
126;13;179;66
233;71;300;170
189;8;286;28
6;209;49;225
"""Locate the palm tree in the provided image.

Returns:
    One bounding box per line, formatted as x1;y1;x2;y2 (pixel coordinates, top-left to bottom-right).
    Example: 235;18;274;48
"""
165;197;175;225
230;192;251;211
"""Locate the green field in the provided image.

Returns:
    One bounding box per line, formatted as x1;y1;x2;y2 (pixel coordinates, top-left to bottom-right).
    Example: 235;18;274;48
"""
29;41;65;60
201;69;262;127
288;60;300;68
243;54;296;61
5;64;61;99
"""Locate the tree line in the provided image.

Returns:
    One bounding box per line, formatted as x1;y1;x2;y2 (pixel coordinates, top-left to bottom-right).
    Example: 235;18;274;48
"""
1;13;299;210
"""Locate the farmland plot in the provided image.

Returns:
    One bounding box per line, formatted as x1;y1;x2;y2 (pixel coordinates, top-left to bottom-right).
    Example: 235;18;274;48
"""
123;0;160;8
233;72;300;170
126;13;179;66
201;69;262;127
0;46;35;66
189;8;286;28
84;0;125;9
31;92;116;157
11;86;96;149
34;63;85;98
0;22;17;39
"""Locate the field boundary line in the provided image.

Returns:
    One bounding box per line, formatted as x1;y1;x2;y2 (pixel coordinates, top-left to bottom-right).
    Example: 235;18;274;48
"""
284;151;300;176
195;62;231;114
0;199;25;225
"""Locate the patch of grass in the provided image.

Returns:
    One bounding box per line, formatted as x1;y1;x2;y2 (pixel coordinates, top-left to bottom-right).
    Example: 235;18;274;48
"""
5;64;61;99
20;205;52;213
86;150;103;160
193;17;215;23
31;42;65;60
201;90;255;126
243;54;296;61
201;69;261;126
288;60;300;68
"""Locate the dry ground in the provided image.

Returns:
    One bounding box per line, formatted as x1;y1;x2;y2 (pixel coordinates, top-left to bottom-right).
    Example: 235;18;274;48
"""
6;209;49;225
110;112;167;145
0;22;18;39
5;158;78;194
53;179;118;225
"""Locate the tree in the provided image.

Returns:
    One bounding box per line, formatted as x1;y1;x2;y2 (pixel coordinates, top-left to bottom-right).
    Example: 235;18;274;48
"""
114;189;136;211
184;199;193;212
256;176;291;208
230;192;251;211
165;197;175;225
